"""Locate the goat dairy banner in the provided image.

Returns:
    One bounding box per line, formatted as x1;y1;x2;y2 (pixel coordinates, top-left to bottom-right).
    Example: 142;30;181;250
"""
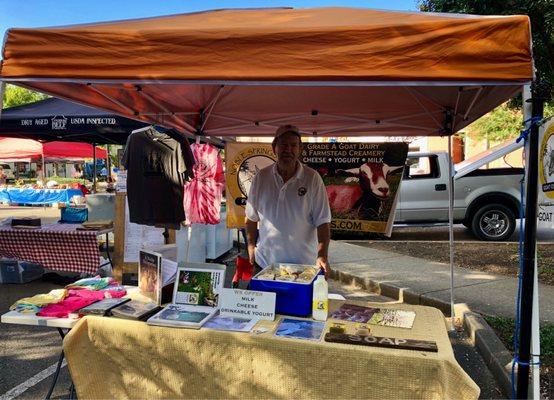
302;142;408;235
225;143;276;228
225;141;408;234
538;118;554;229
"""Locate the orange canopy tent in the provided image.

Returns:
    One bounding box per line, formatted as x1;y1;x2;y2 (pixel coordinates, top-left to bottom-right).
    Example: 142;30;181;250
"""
0;7;533;138
0;7;540;397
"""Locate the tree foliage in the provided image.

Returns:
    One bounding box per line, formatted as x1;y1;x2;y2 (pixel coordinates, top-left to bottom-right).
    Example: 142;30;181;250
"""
467;102;554;141
2;84;49;108
418;0;553;102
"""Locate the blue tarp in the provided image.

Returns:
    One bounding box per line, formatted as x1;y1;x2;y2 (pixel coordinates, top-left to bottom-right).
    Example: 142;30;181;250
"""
0;188;83;205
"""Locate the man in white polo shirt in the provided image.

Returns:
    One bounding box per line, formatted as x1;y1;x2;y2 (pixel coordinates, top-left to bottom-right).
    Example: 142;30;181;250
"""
245;125;332;276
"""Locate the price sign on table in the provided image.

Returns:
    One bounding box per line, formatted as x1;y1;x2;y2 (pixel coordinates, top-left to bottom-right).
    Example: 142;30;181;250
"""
219;288;276;321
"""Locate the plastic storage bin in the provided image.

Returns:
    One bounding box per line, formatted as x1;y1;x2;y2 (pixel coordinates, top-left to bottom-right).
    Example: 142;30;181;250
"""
60;206;88;223
0;259;44;284
249;266;322;317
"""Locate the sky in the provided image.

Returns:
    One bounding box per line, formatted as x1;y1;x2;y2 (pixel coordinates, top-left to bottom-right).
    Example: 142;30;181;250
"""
1;0;418;40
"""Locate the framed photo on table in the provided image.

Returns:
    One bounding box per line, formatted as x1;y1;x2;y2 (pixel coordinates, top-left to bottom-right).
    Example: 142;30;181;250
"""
146;263;226;329
172;262;225;307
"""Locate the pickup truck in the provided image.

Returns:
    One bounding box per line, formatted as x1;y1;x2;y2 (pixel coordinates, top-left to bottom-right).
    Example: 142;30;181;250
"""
395;141;524;241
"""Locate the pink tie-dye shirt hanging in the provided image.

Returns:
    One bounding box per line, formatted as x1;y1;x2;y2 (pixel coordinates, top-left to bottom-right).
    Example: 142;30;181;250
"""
183;143;225;224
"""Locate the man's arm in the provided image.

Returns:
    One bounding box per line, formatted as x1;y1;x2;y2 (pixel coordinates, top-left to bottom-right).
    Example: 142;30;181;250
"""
245;218;258;266
316;222;331;278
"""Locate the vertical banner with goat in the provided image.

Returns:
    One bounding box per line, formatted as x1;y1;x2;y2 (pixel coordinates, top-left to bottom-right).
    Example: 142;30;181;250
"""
225;142;276;228
538;118;554;229
302;142;408;236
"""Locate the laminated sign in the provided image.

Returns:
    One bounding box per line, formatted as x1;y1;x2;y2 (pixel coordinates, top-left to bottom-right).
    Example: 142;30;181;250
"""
538;119;554;229
225;143;276;228
303;142;408;235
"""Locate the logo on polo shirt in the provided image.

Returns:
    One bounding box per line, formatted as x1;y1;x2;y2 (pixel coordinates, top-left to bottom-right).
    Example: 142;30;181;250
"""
298;187;307;196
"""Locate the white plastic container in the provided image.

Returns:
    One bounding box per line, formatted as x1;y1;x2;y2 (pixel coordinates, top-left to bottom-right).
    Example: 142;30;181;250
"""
312;275;328;321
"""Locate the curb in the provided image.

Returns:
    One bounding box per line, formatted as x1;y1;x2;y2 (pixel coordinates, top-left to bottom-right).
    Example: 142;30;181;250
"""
330;269;514;398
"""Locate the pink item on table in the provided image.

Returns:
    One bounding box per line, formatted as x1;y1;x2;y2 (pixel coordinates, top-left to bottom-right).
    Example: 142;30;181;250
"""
183;143;225;225
37;287;126;318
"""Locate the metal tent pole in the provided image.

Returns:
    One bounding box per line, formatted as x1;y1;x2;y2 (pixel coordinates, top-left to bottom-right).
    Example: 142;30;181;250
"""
106;144;111;182
522;84;541;399
92;143;97;193
0;82;5;118
42;152;46;182
516;95;543;399
447;135;455;326
442;107;456;327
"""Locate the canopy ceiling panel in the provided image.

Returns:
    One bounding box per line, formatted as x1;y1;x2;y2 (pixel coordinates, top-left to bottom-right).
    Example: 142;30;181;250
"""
0;7;533;138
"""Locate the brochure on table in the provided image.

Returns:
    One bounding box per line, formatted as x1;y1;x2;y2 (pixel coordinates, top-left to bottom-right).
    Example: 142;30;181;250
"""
147;262;225;329
138;250;163;305
203;313;259;332
138;249;178;306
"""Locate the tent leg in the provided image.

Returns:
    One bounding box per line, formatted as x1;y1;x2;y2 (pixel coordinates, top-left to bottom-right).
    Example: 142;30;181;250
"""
42;153;46;210
522;84;541;399
516;95;543;399
0;82;5;118
106;144;111;183
447;135;455;328
92;143;97;193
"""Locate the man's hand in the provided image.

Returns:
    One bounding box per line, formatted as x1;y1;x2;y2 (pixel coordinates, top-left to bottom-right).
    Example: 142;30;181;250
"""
247;243;256;266
316;223;331;278
316;256;331;279
245;218;258;267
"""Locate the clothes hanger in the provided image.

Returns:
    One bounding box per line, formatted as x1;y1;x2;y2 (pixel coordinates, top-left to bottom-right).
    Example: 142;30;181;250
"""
130;125;154;135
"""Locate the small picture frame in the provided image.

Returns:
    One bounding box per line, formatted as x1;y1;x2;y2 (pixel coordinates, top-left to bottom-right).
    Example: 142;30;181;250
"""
172;262;226;308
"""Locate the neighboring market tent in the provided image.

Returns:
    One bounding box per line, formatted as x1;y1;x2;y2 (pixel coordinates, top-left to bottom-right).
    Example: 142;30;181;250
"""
0;7;538;396
0;97;149;144
0;137;107;160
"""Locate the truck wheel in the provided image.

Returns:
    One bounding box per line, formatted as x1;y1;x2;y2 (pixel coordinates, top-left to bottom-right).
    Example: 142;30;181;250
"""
471;204;516;241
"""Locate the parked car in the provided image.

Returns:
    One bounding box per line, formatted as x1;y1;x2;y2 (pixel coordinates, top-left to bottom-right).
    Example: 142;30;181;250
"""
395;141;524;241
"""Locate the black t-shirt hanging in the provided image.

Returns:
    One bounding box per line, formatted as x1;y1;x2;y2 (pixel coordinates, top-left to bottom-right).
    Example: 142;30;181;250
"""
122;127;189;229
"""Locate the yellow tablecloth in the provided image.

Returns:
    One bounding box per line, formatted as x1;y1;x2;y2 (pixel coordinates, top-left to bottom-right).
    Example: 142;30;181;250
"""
63;301;479;399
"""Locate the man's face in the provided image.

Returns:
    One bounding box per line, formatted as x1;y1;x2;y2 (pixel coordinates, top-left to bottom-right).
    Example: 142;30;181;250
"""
273;133;301;166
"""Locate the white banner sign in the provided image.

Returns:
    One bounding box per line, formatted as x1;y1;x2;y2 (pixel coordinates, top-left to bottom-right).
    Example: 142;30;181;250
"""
538;118;554;229
219;288;276;321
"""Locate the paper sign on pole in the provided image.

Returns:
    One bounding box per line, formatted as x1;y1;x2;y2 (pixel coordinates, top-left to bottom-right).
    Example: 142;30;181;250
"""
219;288;276;321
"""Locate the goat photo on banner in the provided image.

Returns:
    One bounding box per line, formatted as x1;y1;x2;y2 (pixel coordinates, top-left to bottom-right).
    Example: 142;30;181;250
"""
303;142;408;235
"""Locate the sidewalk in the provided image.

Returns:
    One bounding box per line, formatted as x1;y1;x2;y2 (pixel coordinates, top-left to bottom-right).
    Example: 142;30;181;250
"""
329;240;554;324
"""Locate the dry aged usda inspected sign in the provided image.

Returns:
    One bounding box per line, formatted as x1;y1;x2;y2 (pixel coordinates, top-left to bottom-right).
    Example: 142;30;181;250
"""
219;288;276;321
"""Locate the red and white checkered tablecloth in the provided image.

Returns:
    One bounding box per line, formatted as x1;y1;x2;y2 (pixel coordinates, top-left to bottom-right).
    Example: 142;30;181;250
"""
0;224;109;275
